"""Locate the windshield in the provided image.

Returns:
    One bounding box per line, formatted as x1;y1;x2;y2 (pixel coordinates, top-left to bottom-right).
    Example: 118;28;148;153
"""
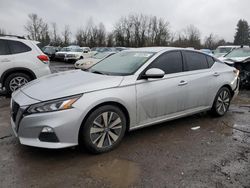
214;47;232;54
225;48;250;58
70;48;83;52
60;47;71;52
43;47;55;53
93;52;113;59
89;51;155;75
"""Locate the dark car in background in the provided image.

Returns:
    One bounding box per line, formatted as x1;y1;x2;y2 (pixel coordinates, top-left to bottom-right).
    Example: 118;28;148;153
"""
42;46;61;61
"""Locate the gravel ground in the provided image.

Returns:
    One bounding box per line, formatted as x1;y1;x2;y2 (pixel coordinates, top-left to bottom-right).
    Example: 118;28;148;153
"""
0;61;249;188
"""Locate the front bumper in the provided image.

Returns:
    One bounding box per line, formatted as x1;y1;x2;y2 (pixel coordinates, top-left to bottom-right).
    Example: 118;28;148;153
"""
10;94;83;149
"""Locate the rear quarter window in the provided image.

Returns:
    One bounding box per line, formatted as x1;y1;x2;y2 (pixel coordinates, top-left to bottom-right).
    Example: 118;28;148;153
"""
8;40;32;54
206;56;215;68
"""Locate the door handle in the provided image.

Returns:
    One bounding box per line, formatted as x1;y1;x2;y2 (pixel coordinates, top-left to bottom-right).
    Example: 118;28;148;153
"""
213;72;220;77
178;80;188;86
1;58;10;62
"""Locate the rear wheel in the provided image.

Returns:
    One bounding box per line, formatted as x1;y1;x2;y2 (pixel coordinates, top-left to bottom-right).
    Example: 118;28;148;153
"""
211;87;232;117
4;73;31;95
80;105;127;154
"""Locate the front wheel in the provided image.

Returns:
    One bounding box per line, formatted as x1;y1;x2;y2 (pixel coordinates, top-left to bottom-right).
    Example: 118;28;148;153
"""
210;87;232;117
80;105;127;154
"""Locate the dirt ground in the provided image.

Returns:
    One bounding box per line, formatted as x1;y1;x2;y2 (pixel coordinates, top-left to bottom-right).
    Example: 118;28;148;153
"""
0;61;249;188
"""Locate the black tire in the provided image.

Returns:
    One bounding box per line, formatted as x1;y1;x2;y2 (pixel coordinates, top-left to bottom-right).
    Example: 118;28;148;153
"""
80;105;127;154
4;73;31;95
210;87;232;117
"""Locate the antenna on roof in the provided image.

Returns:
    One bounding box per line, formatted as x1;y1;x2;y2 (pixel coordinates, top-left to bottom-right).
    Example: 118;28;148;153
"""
0;34;26;39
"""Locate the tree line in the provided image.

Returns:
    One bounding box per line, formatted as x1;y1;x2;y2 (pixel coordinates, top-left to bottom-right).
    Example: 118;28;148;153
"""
1;13;249;49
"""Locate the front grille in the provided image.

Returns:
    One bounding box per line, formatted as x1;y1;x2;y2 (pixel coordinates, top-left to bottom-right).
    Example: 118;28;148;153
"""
57;53;65;58
11;100;20;122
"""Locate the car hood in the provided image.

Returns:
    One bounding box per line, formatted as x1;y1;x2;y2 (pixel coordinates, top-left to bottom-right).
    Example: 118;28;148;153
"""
66;52;82;55
75;58;100;65
20;70;124;101
222;56;250;64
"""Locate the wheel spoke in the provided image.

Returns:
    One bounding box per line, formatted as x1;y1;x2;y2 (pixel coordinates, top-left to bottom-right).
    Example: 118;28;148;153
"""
97;132;106;148
93;134;103;144
93;120;104;128
107;134;112;146
90;127;104;134
102;112;108;127
109;117;121;128
108;131;118;141
111;125;122;130
108;112;114;124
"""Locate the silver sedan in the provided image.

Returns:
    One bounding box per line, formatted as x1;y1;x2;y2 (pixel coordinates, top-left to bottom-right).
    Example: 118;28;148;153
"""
11;47;239;153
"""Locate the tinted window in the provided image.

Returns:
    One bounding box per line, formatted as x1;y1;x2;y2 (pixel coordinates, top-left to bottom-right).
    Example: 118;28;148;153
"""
8;40;31;54
149;51;183;74
184;51;208;71
206;56;215;68
0;39;11;55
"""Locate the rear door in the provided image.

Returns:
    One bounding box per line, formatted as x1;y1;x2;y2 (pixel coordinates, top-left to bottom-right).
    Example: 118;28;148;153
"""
0;39;13;83
182;50;214;109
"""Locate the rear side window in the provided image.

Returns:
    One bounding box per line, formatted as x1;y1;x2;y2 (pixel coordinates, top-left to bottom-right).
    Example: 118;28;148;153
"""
8;40;31;54
0;39;11;55
149;51;183;74
184;51;208;71
206;56;215;68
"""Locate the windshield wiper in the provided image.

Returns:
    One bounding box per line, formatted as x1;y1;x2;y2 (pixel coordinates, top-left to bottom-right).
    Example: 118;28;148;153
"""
92;70;106;75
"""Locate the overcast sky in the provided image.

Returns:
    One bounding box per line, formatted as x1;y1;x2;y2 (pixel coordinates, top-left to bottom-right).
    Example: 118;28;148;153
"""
0;0;249;42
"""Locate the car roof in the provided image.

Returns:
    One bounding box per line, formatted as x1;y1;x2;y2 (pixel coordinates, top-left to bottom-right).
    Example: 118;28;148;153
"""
127;47;190;53
129;47;176;52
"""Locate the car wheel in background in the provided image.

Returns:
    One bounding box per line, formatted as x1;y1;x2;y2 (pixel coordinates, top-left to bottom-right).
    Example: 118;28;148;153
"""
80;105;127;154
4;73;31;95
211;87;232;117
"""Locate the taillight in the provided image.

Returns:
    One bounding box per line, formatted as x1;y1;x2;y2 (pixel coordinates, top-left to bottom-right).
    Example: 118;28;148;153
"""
37;55;49;64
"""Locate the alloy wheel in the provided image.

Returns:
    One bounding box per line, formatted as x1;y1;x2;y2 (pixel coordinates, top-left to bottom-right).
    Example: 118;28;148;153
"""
9;76;28;91
90;111;123;148
216;90;230;115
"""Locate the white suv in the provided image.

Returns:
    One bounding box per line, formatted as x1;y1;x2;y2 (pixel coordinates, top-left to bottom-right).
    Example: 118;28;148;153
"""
0;35;51;95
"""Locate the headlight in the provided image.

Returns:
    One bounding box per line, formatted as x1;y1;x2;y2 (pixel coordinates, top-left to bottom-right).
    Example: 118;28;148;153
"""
27;94;82;114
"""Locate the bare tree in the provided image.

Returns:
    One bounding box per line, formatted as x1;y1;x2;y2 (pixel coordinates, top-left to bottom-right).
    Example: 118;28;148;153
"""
113;14;170;47
24;13;43;40
24;13;50;46
0;28;6;35
62;25;71;46
50;22;62;46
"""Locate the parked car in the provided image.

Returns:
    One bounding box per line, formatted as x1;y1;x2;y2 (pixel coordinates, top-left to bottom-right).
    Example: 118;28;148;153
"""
11;47;239;153
54;47;71;61
200;49;213;56
219;47;250;88
42;46;60;60
214;45;243;58
74;51;116;69
64;47;91;62
0;35;51;95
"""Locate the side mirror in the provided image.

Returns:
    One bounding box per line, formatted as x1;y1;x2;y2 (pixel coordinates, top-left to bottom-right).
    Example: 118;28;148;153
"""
143;68;165;79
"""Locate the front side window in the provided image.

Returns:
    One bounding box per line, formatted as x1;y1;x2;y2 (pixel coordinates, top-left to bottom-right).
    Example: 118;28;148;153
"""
0;39;11;55
89;51;155;75
148;51;183;74
184;51;208;71
8;40;31;54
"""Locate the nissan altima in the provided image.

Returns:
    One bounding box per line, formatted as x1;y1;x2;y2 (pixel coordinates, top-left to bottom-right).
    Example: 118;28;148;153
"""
10;47;239;153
